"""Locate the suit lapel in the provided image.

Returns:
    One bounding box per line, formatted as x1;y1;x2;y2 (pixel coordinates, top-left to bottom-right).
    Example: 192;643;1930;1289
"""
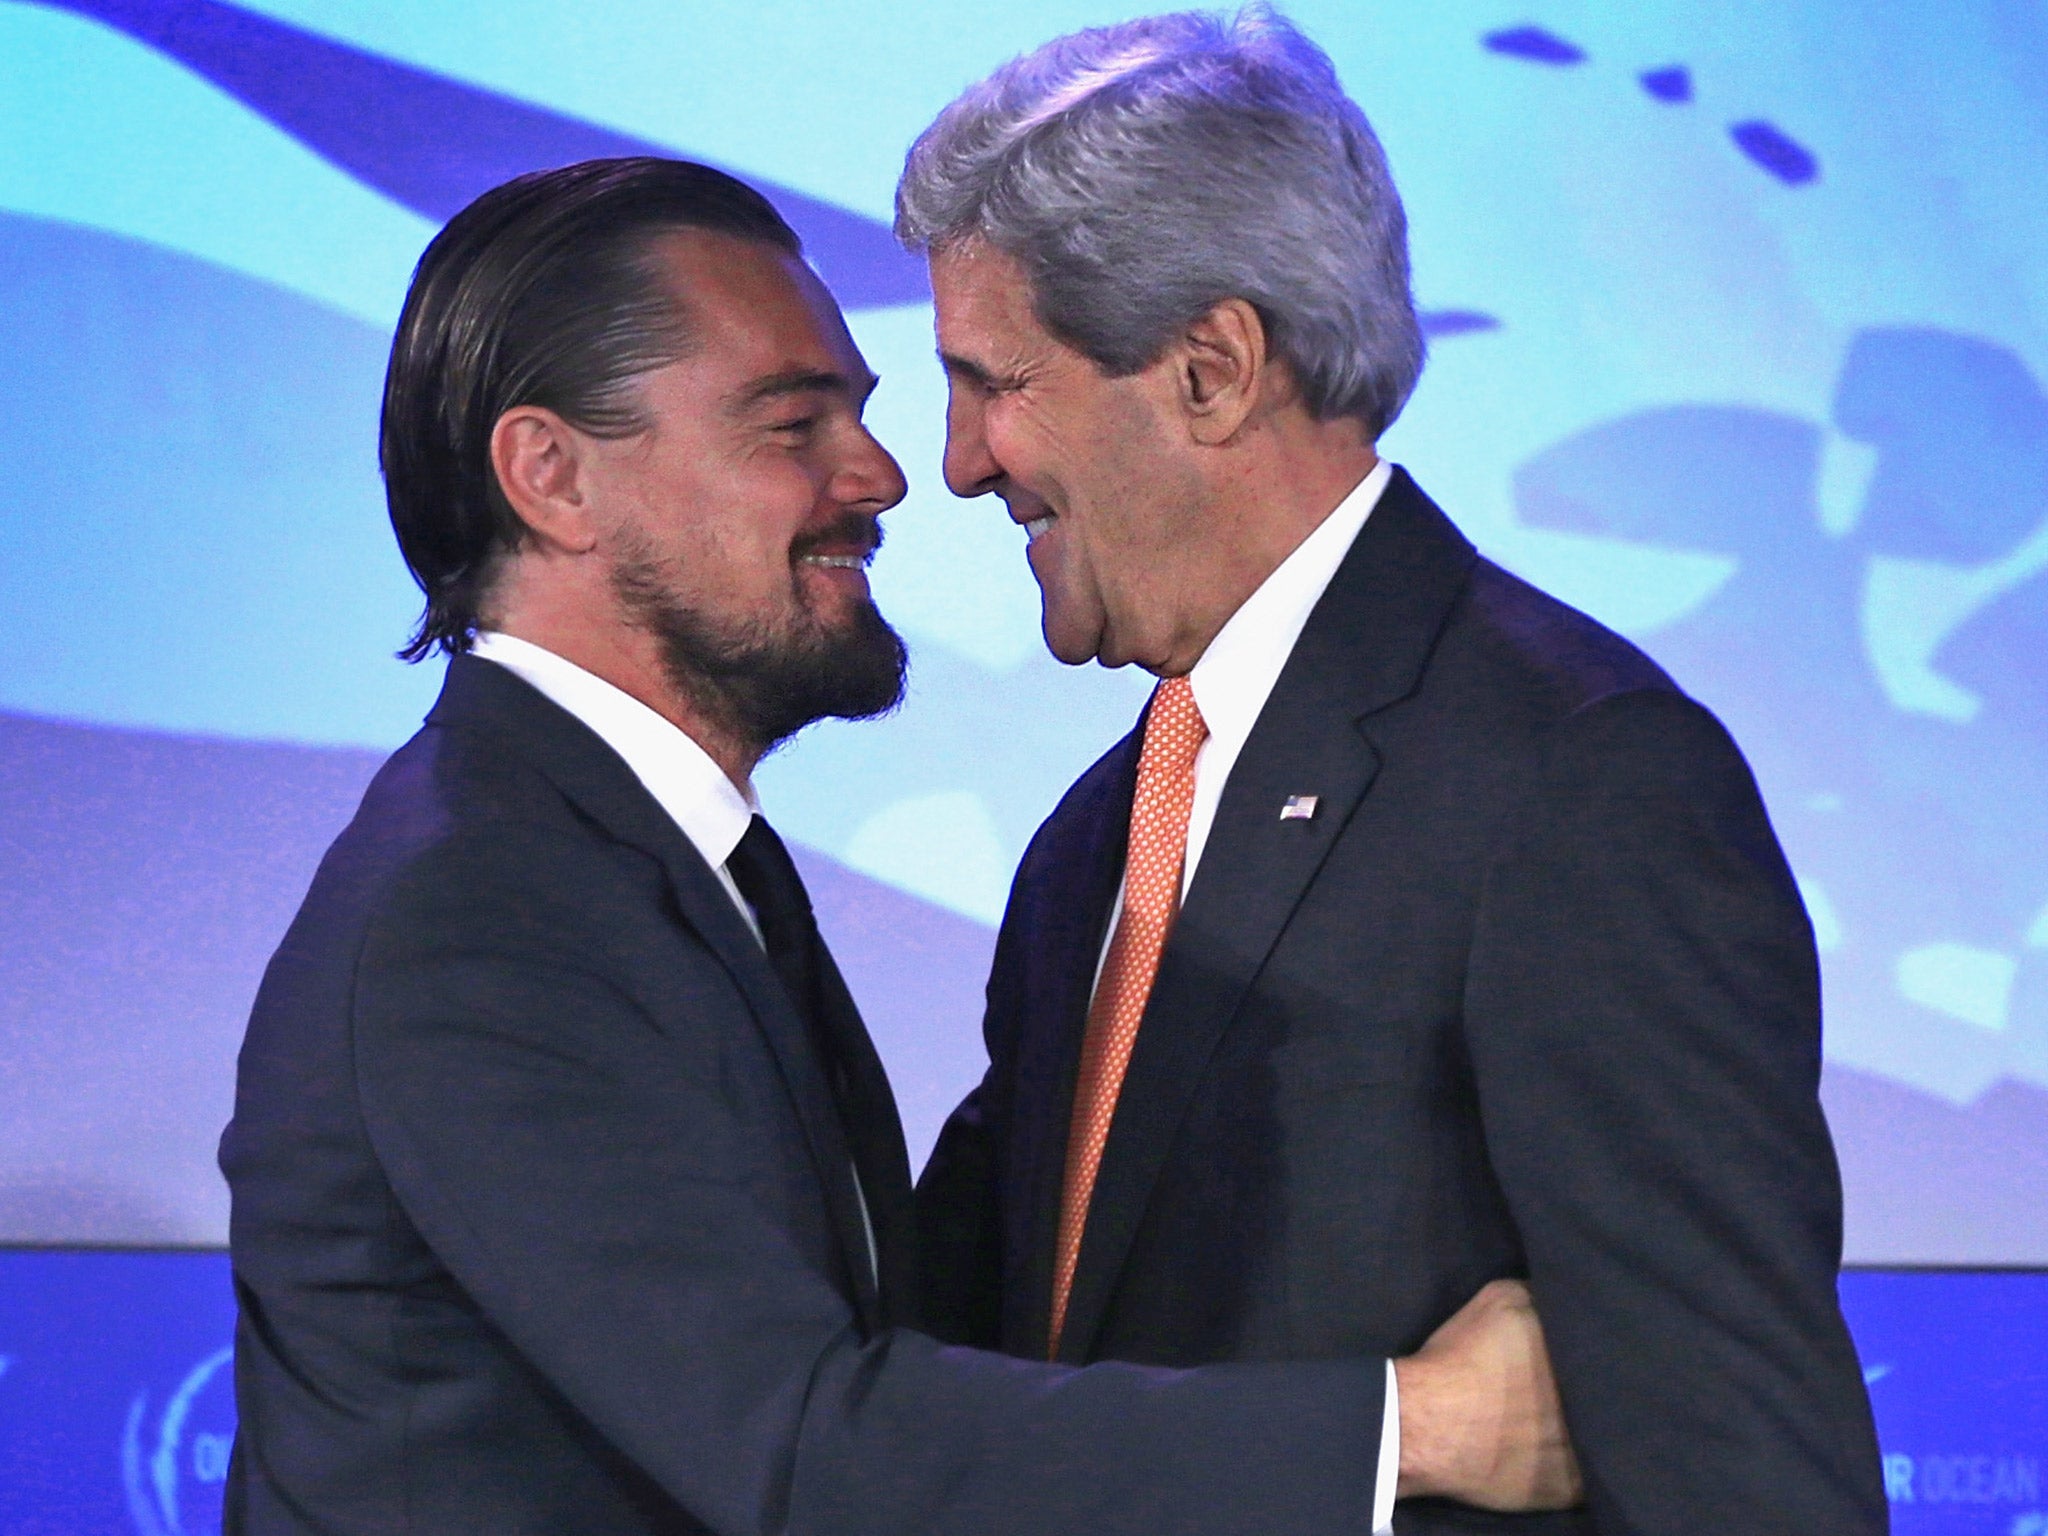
813;943;919;1325
1055;469;1479;1360
429;657;890;1331
1013;728;1142;1360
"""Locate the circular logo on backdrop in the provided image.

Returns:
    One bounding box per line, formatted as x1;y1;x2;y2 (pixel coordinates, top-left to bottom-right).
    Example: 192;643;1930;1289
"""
120;1346;235;1536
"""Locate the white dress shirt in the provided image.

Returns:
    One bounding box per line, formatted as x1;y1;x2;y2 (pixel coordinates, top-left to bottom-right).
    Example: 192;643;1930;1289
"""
1091;458;1401;1529
468;630;880;1284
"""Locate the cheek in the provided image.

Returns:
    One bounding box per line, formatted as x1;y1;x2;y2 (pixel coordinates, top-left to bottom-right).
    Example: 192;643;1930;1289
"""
991;395;1085;492
609;460;798;594
703;455;813;540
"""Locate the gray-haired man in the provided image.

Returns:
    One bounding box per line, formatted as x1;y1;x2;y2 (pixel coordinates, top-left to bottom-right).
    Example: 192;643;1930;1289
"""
904;10;1887;1533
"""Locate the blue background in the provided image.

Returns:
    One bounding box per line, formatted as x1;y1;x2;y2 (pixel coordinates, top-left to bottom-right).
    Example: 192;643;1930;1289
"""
4;0;2045;1261
1;1;2044;1529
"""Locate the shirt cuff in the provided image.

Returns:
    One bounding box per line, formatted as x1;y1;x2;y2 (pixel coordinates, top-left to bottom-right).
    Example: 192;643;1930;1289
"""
1373;1357;1399;1533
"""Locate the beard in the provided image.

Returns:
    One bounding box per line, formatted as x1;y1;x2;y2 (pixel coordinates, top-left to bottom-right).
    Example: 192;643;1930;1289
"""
608;517;908;757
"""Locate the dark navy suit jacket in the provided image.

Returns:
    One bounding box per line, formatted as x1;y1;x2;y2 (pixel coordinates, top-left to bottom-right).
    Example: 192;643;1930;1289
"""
918;470;1889;1534
219;655;1390;1535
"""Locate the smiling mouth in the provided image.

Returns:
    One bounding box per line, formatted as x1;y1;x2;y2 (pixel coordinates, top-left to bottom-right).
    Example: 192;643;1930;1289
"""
1024;515;1055;544
793;512;882;573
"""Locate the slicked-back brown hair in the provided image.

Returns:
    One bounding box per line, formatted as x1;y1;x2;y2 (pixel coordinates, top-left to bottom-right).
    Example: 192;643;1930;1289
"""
381;156;799;659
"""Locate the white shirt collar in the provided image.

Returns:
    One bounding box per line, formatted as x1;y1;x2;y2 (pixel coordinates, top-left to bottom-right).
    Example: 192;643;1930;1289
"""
468;631;758;873
1186;457;1394;777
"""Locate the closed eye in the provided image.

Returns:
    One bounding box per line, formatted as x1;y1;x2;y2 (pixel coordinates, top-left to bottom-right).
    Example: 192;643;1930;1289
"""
941;353;1026;397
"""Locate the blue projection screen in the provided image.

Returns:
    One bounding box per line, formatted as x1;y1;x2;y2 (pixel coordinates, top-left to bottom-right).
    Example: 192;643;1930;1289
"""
1;0;2045;1527
8;0;2041;1261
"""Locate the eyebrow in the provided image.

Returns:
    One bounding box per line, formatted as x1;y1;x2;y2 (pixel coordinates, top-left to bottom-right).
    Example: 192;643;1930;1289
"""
730;367;877;412
937;351;998;389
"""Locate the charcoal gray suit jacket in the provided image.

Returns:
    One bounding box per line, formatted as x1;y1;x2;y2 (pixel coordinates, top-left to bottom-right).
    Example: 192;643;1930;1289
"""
219;655;1389;1535
918;469;1889;1534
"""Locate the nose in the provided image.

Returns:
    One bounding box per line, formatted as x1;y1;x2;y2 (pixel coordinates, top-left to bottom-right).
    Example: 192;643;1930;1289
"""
834;419;908;517
942;385;1003;500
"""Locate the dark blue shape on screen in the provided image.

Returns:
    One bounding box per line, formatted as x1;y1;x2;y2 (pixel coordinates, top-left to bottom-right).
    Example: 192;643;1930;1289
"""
1639;65;1693;103
1419;309;1502;338
1731;119;1821;184
1835;328;2048;563
1483;26;1587;65
39;0;927;309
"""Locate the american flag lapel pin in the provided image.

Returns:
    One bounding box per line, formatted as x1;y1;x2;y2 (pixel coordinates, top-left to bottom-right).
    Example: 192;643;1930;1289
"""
1279;794;1319;821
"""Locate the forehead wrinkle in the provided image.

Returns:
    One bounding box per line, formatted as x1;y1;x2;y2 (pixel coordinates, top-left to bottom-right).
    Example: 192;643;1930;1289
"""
936;298;1050;386
935;250;1067;379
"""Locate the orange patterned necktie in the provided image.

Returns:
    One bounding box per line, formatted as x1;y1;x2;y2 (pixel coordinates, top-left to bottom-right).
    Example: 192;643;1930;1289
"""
1049;675;1208;1356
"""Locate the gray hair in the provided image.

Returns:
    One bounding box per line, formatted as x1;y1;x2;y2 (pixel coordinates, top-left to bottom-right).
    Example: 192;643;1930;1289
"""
895;6;1423;436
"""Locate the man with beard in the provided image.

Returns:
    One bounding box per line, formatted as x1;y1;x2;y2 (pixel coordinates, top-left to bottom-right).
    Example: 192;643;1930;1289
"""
220;157;1577;1536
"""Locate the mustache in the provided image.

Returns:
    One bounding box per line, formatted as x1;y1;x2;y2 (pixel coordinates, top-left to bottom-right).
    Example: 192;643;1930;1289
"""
790;513;883;563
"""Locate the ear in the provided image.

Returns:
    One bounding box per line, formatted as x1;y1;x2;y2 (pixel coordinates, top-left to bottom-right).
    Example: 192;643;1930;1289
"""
489;405;600;554
1175;297;1269;446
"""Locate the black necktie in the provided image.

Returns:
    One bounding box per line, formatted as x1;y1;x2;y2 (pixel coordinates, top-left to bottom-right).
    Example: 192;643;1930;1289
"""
725;816;912;1314
726;816;825;1035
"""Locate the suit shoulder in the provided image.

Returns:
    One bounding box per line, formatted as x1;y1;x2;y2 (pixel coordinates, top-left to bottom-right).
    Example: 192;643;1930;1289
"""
324;723;570;887
1442;556;1680;727
1463;644;1785;882
1534;686;1770;824
270;720;658;979
377;740;671;941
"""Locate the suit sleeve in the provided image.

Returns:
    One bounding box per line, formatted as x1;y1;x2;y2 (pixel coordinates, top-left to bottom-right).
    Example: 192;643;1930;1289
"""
1463;688;1886;1534
915;1078;1007;1348
353;824;1385;1536
914;889;1025;1349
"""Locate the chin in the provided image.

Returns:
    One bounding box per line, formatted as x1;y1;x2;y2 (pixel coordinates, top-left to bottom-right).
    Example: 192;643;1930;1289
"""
1040;615;1106;668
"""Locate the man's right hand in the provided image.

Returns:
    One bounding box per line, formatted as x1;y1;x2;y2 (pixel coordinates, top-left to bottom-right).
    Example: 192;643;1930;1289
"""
1392;1278;1582;1511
